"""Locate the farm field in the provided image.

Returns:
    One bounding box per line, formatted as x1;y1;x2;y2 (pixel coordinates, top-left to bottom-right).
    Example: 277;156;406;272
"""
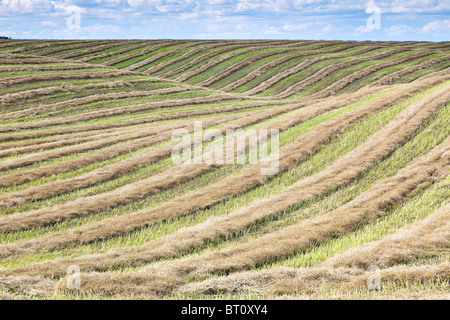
0;39;449;300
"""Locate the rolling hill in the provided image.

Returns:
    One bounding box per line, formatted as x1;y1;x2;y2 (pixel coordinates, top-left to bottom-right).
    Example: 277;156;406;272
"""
0;39;449;300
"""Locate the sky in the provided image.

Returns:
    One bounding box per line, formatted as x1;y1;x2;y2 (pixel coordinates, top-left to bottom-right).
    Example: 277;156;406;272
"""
0;0;449;41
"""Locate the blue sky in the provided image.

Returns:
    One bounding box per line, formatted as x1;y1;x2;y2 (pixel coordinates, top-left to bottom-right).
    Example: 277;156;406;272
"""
0;0;449;41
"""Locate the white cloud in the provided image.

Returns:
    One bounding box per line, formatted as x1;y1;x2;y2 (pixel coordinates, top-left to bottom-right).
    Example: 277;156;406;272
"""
235;0;288;12
391;0;450;13
41;20;57;26
1;0;52;12
0;30;16;37
354;25;374;34
386;24;411;37
322;24;335;33
127;0;196;12
422;20;450;33
264;26;281;34
282;23;310;31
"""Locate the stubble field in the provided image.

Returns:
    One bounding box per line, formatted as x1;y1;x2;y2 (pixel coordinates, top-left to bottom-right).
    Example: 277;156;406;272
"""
0;39;449;300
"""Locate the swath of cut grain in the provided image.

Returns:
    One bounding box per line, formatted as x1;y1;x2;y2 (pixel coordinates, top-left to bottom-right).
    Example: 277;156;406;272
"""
0;94;239;131
176;190;449;296
220;43;362;92
0;70;135;87
196;48;298;87
34;41;119;56
15;134;448;279
0;85;384;202
170;43;307;83
78;42;150;62
122;42;201;71
0;110;263;203
306;51;436;99
102;41;186;66
0;99;281;143
74;180;448;297
0;64;100;72
159;44;259;78
0;111;250;189
57;42;132;59
271;48;410;99
322;201;450;270
142;43;231;75
371;54;450;86
0;75;444;258
242;46;383;96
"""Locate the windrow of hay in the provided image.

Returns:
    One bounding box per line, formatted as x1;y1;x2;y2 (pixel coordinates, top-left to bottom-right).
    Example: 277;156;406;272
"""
142;43;232;75
178;262;449;298
0;51;72;61
35;40;120;56
0;86;199;122
307;51;435;99
159;44;263;78
3;41;87;54
102;41;186;66
0;85;383;205
56;42;132;59
196;48;298;87
0;99;283;142
0;70;135;87
220;43;362;92
0;78;151;105
0;83;81;104
0;110;267;203
0;119;162;150
344;262;450;291
15;134;448;280
122;42;201;71
78;42;151;62
0;274;54;297
271;48;412;99
322;202;450;270
0;111;249;188
0;129;129;158
0;57;68;65
242;46;389;96
0;121;179;171
0;94;240;131
371;54;450;86
176;200;449;297
39;86;450;294
0;74;443;257
169;41;314;83
0;64;99;72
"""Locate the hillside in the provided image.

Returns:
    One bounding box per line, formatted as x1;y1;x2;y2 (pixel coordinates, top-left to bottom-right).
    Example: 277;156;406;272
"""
0;39;449;300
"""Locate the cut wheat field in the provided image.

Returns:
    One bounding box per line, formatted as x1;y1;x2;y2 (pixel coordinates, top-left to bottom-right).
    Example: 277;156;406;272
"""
0;39;449;300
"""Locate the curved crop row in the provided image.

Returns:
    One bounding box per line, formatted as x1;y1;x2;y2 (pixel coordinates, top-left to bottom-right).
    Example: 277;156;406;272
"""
0;73;443;257
243;46;382;96
49;93;450;296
